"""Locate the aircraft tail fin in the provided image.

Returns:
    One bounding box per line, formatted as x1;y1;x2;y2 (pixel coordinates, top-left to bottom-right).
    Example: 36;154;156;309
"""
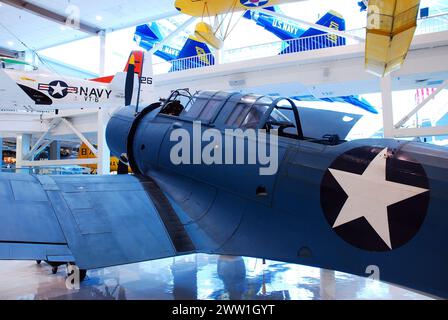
171;36;215;72
90;51;145;84
280;10;346;54
134;23;163;51
110;51;154;107
300;10;346;38
123;51;145;78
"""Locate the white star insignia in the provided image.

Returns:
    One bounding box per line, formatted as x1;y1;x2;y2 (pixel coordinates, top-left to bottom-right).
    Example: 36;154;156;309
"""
51;82;66;97
242;0;264;7
329;148;428;249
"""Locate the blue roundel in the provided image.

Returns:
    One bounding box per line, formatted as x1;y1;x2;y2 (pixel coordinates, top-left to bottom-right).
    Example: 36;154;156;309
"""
240;0;270;8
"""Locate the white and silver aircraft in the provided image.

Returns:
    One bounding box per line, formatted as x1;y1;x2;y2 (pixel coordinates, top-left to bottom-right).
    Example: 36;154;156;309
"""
0;51;153;112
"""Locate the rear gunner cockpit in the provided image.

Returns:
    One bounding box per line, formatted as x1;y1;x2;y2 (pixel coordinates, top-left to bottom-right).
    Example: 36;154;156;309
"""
159;90;346;145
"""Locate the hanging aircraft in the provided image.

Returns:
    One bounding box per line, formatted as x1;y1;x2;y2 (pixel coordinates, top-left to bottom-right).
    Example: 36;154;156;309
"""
242;7;378;114
0;52;153;112
134;23;215;71
174;0;303;50
0;52;447;298
134;22;181;61
243;7;346;50
174;0;422;77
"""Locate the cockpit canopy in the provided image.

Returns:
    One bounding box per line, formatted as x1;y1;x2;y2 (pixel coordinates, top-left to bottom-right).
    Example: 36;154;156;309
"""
159;90;348;145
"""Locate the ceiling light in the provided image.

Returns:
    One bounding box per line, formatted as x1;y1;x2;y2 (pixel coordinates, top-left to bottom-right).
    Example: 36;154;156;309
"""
95;15;103;21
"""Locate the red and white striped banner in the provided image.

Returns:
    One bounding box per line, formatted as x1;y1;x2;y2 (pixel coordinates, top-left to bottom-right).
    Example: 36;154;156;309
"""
415;88;437;105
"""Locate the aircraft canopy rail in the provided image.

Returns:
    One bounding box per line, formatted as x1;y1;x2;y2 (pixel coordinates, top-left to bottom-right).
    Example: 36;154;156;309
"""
160;90;305;140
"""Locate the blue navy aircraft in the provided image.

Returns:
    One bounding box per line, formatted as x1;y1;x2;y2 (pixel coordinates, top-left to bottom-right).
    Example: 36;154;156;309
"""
0;52;447;298
243;7;378;114
134;22;214;71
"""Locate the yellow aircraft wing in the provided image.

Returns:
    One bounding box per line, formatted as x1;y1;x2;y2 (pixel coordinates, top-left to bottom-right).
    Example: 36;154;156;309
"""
365;0;421;77
175;0;300;17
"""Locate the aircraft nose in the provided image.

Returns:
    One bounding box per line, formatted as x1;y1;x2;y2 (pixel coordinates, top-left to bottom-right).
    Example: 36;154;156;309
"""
106;106;136;160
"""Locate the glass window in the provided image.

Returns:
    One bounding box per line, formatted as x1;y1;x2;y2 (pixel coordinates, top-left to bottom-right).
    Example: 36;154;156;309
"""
198;98;222;122
241;106;264;129
181;98;207;118
226;102;250;126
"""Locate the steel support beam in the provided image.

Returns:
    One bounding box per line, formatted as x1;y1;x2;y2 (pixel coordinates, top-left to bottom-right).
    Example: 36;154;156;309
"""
34;140;52;160
395;80;448;129
60;118;98;157
149;17;197;54
0;0;101;35
24;119;61;160
393;125;448;138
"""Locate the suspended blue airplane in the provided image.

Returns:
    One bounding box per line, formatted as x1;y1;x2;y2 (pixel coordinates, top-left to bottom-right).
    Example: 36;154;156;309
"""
243;7;378;114
134;23;180;61
134;22;214;71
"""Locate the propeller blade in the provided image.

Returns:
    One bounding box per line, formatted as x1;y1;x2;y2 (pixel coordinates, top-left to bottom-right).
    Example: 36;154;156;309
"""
125;53;136;106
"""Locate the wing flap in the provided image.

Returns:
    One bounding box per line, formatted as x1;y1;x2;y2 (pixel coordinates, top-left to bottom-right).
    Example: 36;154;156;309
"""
47;175;176;270
0;173;66;244
0;173;177;270
0;243;73;262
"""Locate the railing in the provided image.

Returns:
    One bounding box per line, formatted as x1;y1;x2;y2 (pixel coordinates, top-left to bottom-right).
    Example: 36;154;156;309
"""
153;13;448;75
416;13;448;35
223;32;353;64
154;53;216;75
1;165;89;175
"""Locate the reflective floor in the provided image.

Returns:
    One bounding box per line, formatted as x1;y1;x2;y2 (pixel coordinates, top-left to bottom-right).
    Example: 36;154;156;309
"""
0;254;434;300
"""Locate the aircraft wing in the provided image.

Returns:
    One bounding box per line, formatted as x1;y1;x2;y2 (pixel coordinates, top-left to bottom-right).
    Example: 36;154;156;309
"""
0;173;178;270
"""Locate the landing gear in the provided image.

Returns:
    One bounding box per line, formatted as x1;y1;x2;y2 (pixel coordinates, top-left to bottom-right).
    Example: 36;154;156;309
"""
46;261;64;275
36;260;88;282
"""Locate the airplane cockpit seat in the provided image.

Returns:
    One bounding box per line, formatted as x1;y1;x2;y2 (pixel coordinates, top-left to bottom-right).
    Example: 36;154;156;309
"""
160;89;193;117
162;100;184;116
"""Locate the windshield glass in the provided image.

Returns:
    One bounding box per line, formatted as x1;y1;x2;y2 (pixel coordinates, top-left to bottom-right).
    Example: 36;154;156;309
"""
241;104;292;129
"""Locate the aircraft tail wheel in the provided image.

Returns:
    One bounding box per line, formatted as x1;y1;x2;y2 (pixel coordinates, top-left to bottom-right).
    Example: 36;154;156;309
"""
51;266;58;274
36;260;42;265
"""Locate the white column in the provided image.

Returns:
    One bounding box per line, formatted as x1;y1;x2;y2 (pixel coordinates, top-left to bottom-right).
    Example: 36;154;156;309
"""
99;30;107;76
97;110;110;175
381;75;394;138
16;134;31;173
